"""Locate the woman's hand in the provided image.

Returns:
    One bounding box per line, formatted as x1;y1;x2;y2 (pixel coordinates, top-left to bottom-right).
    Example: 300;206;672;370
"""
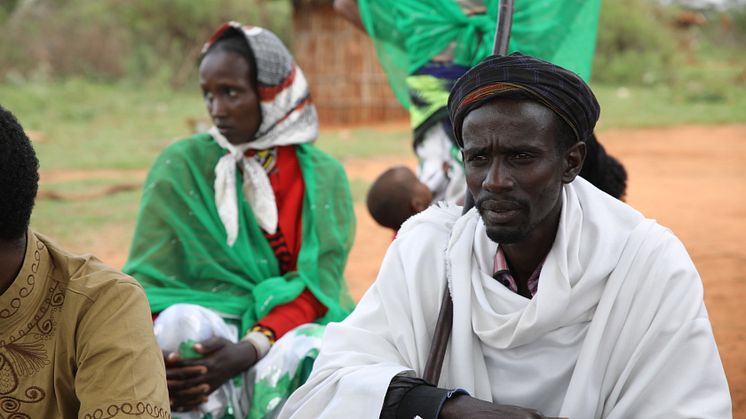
164;337;259;413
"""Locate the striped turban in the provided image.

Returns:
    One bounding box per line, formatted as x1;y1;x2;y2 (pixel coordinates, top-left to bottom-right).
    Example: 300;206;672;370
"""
448;53;600;148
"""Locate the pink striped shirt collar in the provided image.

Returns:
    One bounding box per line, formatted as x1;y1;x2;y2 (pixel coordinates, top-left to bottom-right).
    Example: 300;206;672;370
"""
493;246;543;297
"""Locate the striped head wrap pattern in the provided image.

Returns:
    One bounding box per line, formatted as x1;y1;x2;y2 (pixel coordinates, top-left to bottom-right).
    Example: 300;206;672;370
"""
448;53;600;148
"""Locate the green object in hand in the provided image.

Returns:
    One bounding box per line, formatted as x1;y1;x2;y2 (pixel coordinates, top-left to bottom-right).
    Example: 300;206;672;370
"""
178;339;202;359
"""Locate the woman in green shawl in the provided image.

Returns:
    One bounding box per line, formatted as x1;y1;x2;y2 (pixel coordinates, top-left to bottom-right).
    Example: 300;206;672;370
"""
123;22;355;418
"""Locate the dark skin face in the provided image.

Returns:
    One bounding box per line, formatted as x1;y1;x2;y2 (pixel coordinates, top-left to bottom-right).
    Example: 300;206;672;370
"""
199;49;262;145
462;99;585;289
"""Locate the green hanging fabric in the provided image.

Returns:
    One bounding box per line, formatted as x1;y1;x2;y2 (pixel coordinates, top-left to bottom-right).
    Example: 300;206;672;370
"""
123;134;355;336
358;0;602;110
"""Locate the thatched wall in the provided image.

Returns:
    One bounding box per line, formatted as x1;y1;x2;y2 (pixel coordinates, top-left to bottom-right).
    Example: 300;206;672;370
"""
292;3;408;125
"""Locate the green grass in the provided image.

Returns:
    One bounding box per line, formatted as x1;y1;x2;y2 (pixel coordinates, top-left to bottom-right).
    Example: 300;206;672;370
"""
318;127;411;161
593;39;746;130
1;79;205;171
594;82;746;130
30;185;140;252
348;178;372;203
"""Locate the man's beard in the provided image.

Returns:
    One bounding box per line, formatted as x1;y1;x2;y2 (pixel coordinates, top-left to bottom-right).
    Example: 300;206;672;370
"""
477;198;560;244
479;211;532;243
476;196;532;244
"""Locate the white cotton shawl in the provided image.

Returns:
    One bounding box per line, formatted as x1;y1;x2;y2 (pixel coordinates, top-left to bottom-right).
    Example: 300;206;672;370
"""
280;177;731;419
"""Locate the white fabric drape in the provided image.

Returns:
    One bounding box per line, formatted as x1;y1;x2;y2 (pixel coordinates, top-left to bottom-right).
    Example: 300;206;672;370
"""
279;177;731;419
211;126;313;245
212;126;278;243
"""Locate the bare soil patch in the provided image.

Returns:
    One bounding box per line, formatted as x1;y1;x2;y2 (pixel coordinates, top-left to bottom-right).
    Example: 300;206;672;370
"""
40;169;147;183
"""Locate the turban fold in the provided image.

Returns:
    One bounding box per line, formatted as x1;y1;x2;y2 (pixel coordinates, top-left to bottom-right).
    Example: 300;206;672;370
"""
448;53;600;148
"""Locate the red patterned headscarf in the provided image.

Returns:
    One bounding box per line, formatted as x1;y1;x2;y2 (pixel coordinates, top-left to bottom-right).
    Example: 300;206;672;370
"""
202;22;318;148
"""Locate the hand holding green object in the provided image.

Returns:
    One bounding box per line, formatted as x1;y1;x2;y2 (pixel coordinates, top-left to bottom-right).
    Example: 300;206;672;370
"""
178;339;203;359
165;337;259;413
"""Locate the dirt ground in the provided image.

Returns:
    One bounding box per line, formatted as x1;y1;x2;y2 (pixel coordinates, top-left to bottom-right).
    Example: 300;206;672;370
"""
342;124;746;417
41;124;746;416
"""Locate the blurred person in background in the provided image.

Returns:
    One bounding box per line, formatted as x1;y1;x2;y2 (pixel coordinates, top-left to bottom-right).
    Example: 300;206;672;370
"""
366;165;434;231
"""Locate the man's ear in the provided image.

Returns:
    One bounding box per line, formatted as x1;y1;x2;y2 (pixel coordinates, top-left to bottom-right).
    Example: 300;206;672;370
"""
562;141;586;183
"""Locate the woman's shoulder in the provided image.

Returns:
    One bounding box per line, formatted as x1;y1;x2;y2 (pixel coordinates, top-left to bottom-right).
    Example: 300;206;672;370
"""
158;132;219;159
144;132;223;182
295;143;346;176
296;143;342;165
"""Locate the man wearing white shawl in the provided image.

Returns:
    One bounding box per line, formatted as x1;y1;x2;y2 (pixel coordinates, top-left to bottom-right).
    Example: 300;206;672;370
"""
280;54;731;418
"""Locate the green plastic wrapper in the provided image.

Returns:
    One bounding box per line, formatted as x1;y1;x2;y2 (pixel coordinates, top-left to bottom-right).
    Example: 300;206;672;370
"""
178;339;203;360
247;324;325;418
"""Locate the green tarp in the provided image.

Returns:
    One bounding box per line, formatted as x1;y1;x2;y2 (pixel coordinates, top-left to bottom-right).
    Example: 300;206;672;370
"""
358;0;602;109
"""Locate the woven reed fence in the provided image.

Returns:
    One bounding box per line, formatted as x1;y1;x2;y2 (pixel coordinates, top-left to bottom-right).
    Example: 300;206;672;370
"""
292;1;408;125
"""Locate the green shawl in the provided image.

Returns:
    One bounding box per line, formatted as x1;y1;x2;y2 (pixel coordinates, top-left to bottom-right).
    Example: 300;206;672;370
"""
123;133;355;335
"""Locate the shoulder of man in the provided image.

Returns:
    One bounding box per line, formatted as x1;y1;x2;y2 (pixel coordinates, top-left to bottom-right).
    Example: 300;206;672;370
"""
397;203;463;242
29;232;169;416
37;232;147;305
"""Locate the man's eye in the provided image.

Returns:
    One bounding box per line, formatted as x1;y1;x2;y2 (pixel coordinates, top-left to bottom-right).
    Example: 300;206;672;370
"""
467;154;487;163
226;89;238;97
512;152;533;160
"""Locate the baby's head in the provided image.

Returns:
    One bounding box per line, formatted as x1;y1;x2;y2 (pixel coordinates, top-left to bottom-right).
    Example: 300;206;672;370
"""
366;166;433;231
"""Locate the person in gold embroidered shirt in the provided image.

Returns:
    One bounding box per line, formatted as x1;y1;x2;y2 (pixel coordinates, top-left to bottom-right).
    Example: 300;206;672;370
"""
0;105;171;418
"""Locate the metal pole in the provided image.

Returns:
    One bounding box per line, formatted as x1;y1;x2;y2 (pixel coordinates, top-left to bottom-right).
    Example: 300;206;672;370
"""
493;0;515;55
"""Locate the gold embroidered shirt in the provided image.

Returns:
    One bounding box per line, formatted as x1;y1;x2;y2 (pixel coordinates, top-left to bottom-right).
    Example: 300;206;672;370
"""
0;230;170;418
